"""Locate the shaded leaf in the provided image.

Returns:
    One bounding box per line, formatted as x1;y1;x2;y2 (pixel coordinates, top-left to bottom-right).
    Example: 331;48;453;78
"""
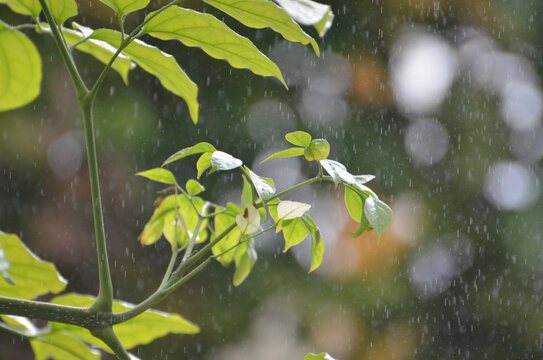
90;28;199;123
202;0;319;55
304;352;337;360
143;6;286;86
136;168;176;185
246;168;276;201
196;152;213;179
163;142;216;166
236;204;260;234
0;23;41;112
364;197;392;238
186;179;205;195
278;200;311;220
99;0;150;16
260;147;304;164
274;0;334;36
304;139;330;161
1;0;40;18
210;151;243;171
49;0;78;24
281;218;309;252
0;232;66;299
233;239;257;286
241;175;254;208
31;333;100;360
285;131;311;147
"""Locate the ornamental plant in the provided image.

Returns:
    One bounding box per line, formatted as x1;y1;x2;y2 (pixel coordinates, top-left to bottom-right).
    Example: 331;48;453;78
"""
0;0;391;359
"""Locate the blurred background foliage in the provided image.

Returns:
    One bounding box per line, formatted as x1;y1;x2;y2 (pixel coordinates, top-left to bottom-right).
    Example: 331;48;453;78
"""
1;0;543;359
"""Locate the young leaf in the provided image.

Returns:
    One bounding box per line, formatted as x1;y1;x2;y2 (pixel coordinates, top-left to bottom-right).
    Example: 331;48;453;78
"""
281;218;309;252
233;239;257;286
49;0;78;24
1;0;41;18
259;147;305;164
247;168;276;201
201;0;319;56
241;175;254;208
186;179;205;195
212;211;242;265
0;232;66;299
285;131;311;147
196;152;213;178
90;28;199;124
142;6;286;87
99;0;150;16
320;159;355;185
274;0;334;37
353;174;375;185
235;204;260;234
225;202;243;216
136;168;176;185
309;229;324;273
363;197;392;238
163;142;216;166
210;151;243;171
50;293;199;350
31;332;100;360
0;23;42;112
344;186;363;223
277;200;311;220
304;139;330;161
304;352;337;360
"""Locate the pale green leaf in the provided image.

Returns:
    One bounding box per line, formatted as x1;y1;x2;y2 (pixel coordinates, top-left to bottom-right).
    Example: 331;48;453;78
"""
212;211;241;265
202;0;319;56
186;179;205;195
90;28;199;124
353;174;375;185
304;352;337;360
233;239;257;286
259;147;305;164
225;202;243;216
196;152;213;178
281;217;309;252
210;151;243;171
285;130;311;147
49;0;78;24
278;200;311;220
344;186;362;223
364;197;392;238
163;142;216;166
50;294;199;350
0;246;14;285
1;0;40;18
319;159;354;185
274;0;334;36
241;175;254;208
143;6;286;86
304;139;330;161
246;168;276;201
99;0;150;16
0;24;42;112
31;333;100;360
309;229;324;273
136;168;176;185
235;204;260;234
0;232;66;299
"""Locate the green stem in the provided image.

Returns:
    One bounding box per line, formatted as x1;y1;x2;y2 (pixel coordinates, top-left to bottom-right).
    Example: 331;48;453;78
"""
90;326;131;360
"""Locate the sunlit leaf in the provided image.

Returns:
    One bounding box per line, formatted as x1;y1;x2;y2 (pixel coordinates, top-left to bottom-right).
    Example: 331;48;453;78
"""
0;232;66;299
1;0;40;18
225;202;243;216
196;152;213;179
186;179;205;195
246;168;276;201
364;197;392;238
202;0;319;56
163;142;216;166
50;294;199;350
353;174;375;185
136;168;176;185
344;186;371;236
241;175;254;208
31;332;100;360
281;217;309;252
210;151;243;171
285;131;311;147
304;352;337;360
277;200;311;220
212;211;241;265
233;239;257;286
319;159;354;185
0;246;14;285
0;23;41;112
49;0;78;24
90;28;199;124
259;147;305;164
274;0;334;36
309;229;324;273
99;0;150;16
143;6;286;87
304;139;330;161
235;204;260;234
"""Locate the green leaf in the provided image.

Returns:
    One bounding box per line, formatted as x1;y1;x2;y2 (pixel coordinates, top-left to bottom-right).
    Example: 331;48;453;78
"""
285;131;311;147
0;246;14;285
281;217;309;252
90;28;199;124
304;139;330;161
1;0;41;18
309;229;324;273
0;23;42;112
212;211;241;265
236;204;260;234
201;0;319;56
136;168;176;185
0;232;66;299
163;142;216;166
99;0;150;16
225;202;243;216
50;294;199;350
233;239;257;286
49;0;78;24
196;152;213;179
277;200;311;220
246;168;276;201
344;186;363;223
353;174;375;185
210;151;243;171
364;197;392;238
260;147;305;164
274;0;334;36
186;179;205;195
241;175;254;208
143;6;286;87
69;23;135;84
31;333;100;360
304;352;337;360
319;159;354;185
